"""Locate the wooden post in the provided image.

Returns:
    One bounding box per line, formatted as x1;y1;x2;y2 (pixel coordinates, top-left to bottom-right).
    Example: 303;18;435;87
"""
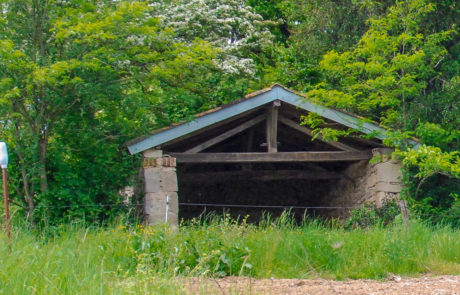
266;100;280;153
2;168;10;240
242;129;255;171
399;200;409;226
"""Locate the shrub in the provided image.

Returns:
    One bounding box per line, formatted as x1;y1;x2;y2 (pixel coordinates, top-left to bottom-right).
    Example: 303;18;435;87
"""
345;199;401;229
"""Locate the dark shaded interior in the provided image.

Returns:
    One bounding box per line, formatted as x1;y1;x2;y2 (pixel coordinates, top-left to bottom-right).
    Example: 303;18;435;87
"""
176;162;356;222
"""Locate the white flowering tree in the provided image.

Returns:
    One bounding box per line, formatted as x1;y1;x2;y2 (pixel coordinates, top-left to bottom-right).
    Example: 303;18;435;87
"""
152;0;274;75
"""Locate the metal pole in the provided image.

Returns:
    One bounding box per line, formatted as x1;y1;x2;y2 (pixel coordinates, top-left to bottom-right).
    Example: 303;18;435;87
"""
165;194;170;223
2;168;10;240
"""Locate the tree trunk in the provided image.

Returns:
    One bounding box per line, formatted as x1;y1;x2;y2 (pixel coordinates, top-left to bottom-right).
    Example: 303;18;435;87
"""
14;123;35;224
38;129;49;193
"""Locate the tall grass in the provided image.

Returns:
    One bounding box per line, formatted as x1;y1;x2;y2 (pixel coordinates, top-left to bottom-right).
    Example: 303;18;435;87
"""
0;215;459;294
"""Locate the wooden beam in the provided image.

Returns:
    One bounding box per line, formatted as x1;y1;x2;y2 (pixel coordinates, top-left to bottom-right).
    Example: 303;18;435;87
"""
266;101;280;153
184;115;265;153
178;170;341;183
278;116;359;151
169;151;372;163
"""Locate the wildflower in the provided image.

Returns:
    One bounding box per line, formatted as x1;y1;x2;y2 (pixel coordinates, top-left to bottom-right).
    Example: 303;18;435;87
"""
332;241;344;249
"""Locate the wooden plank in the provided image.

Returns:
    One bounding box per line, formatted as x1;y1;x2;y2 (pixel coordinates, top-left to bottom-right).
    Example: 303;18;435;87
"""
184;115;265;153
178;170;341;183
169;151;372;163
278;116;359;151
266;101;280;153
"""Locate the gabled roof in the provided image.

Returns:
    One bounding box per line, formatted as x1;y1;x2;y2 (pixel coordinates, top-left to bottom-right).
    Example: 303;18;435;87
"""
127;84;408;154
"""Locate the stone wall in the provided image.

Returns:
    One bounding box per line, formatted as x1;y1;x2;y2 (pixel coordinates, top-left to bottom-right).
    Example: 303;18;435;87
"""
142;149;179;226
325;148;403;217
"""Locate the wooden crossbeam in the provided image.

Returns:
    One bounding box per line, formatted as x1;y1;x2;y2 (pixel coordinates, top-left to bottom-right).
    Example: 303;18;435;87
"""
184;115;266;153
278;116;359;151
170;151;372;163
178;170;341;183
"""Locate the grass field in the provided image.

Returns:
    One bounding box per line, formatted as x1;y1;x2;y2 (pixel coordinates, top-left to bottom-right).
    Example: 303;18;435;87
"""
0;216;459;294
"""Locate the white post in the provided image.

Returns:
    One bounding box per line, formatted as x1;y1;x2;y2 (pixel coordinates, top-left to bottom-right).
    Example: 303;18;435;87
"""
0;142;10;240
165;194;170;223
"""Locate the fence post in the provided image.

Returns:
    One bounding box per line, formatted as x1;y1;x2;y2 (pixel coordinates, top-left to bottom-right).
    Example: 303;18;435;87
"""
399;200;409;226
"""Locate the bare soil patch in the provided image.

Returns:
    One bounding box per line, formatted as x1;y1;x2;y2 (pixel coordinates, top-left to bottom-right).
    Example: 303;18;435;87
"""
186;275;460;294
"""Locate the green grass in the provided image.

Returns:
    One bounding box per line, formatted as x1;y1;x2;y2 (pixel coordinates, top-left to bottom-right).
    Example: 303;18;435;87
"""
0;216;459;294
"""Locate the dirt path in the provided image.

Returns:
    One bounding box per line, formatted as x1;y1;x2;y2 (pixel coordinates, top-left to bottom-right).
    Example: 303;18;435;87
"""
186;275;460;294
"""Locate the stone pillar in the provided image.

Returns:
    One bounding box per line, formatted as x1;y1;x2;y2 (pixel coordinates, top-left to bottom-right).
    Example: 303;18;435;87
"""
324;148;404;218
142;149;179;226
365;148;403;207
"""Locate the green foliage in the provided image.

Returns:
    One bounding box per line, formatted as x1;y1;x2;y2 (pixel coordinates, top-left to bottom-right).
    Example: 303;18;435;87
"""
345;200;401;229
0;0;262;225
299;0;459;224
133;220;253;277
397;145;460;227
398;145;459;179
263;0;395;89
312;0;456;128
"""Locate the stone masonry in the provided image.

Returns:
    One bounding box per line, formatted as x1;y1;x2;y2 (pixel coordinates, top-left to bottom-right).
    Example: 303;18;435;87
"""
326;148;403;217
142;149;179;226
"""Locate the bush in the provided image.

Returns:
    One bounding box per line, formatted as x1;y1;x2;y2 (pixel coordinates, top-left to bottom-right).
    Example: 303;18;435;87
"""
345;200;401;229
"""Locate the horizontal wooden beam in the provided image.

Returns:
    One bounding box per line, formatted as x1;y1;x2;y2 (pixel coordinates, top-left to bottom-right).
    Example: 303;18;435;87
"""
178;170;341;183
185;114;266;153
169;151;372;163
278;116;359;151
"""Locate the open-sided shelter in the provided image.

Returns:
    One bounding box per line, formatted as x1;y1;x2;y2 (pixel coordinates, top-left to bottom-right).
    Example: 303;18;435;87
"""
127;85;410;225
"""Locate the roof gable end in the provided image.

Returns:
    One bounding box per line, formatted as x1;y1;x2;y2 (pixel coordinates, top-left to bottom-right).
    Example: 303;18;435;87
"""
127;85;413;155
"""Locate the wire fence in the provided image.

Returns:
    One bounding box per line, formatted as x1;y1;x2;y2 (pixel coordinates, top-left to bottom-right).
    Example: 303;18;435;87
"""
30;202;354;210
179;203;354;209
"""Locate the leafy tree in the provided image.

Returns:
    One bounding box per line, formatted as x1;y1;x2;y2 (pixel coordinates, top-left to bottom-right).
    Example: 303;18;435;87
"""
246;0;289;44
0;0;226;224
152;0;274;77
263;0;395;89
303;0;459;224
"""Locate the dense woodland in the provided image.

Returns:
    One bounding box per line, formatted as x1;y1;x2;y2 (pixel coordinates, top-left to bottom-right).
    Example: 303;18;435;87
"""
0;0;458;226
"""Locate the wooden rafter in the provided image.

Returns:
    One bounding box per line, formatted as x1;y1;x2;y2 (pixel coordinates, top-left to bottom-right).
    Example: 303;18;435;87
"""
278;116;359;151
184;114;265;153
169;151;372;163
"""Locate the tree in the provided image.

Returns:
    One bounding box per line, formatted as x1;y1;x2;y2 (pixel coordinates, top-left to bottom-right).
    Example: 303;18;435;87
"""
264;0;395;89
246;0;290;44
152;0;274;76
303;0;459;224
0;0;223;223
314;0;456;129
